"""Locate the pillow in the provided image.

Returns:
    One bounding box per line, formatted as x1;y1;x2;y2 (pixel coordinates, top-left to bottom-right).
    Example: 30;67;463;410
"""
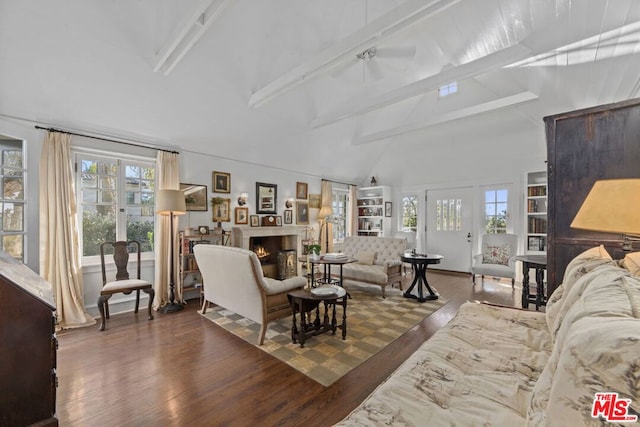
621;252;640;276
355;251;376;265
481;244;510;265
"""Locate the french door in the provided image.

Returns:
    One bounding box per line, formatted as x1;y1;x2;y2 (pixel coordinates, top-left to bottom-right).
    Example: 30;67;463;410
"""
425;187;473;272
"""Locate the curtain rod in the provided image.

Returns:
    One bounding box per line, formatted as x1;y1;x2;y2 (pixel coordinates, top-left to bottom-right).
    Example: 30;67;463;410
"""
322;178;356;186
34;125;179;154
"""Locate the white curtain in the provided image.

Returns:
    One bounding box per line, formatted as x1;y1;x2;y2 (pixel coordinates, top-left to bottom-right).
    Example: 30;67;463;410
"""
347;185;358;237
154;151;181;309
39;131;95;329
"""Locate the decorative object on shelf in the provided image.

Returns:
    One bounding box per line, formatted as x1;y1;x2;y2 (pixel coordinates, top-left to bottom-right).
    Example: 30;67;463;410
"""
285;198;294;208
235;207;249;224
296;181;308;199
211;197;231;222
212;171;231;193
309;193;321;209
276;216;282;226
180;183;207;211
156;189;187;313
284;209;293;224
249;215;259;227
261;215;279;226
198;225;210;235
296;201;309;224
370;176;377;186
570;179;640;251
256;182;277;214
385;201;392;217
237;192;248;206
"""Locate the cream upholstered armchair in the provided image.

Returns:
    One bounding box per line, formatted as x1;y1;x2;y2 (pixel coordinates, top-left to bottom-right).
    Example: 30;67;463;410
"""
194;245;306;345
471;233;518;287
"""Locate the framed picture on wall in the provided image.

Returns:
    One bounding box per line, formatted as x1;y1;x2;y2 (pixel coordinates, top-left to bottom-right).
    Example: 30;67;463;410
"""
180;183;207;211
212;198;231;222
235;207;249;224
284;209;292;224
296;202;309;225
385;201;392;217
250;215;259;227
213;171;231;193
296;182;308;199
308;193;321;209
256;182;277;214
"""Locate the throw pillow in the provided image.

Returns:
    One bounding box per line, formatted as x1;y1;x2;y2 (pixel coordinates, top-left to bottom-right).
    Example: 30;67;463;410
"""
482;244;510;265
621;252;640;276
355;251;376;265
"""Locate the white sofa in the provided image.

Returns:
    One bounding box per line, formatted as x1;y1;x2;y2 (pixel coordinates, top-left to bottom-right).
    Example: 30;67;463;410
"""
194;245;306;345
338;236;406;298
337;246;640;426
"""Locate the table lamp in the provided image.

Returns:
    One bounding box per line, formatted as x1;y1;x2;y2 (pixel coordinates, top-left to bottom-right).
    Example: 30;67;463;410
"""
157;189;186;313
570;179;640;251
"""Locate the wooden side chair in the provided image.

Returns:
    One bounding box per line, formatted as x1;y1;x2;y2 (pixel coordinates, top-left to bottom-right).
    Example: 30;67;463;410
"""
98;240;154;331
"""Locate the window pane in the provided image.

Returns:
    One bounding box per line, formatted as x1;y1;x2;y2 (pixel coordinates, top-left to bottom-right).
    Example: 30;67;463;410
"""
82;210;116;256
125;165;140;178
98;161;116;175
2;149;22;168
496;189;508;202
127;218;154;252
2;203;23;231
2;234;23;261
496;202;507;215
485;191;496;203
402;195;417;232
3;176;23;199
81;173;97;189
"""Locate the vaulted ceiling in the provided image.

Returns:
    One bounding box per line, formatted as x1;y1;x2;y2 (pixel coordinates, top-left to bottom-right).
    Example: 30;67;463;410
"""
1;0;639;184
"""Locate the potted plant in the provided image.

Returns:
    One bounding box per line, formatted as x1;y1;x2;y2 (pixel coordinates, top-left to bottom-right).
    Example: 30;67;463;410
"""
306;244;321;261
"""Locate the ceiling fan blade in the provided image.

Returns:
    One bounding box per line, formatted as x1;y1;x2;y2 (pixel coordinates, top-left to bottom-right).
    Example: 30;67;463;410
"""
330;57;359;78
375;45;416;59
366;60;384;81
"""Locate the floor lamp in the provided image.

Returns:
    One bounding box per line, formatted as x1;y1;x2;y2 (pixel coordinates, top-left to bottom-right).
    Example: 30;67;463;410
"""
157;189;186;313
318;203;333;253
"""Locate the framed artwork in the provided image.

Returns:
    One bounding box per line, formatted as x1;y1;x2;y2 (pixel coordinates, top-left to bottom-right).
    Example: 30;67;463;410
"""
235;207;249;224
198;225;209;235
308;193;321;209
250;215;260;227
284;209;293;224
296;201;309;225
256;182;277;214
212;198;231;222
385;201;392;217
180;183;207;211
296;182;308;199
213;171;231;193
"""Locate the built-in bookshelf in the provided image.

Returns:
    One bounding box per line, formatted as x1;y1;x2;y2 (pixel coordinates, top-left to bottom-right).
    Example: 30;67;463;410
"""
525;171;547;253
179;230;230;303
357;186;391;236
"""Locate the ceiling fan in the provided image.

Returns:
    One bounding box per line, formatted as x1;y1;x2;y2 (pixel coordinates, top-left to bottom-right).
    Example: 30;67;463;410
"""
332;44;417;81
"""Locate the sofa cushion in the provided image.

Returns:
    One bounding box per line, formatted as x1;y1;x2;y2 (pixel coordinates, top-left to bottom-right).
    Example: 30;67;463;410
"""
342;263;387;285
337;303;551;426
482;243;510;265
355;251;376;265
621;251;640;276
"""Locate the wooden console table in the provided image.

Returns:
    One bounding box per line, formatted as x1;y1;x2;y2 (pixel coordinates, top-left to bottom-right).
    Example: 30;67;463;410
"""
516;254;547;310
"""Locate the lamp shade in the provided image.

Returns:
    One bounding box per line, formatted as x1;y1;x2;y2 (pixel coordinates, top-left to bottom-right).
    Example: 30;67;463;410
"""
570;179;640;234
318;204;333;219
156;189;186;216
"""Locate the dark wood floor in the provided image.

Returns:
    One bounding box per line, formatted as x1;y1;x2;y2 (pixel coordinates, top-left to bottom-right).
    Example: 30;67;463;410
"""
56;272;523;426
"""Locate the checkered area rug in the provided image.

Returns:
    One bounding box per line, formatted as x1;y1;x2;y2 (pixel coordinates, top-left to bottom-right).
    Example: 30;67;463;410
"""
199;285;446;386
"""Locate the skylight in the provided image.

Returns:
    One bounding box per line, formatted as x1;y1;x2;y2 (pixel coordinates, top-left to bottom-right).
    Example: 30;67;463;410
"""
439;82;458;98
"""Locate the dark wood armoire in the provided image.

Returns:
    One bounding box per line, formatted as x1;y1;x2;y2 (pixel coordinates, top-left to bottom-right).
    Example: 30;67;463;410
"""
544;97;640;296
0;253;58;426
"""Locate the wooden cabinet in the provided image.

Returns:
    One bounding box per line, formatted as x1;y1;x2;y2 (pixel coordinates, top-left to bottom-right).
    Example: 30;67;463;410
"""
357;186;391;236
525;171;547;254
179;230;230;302
544;98;640;296
0;253;58;426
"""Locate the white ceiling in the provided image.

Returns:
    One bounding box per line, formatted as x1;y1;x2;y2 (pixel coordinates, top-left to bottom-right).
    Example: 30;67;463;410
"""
1;0;639;184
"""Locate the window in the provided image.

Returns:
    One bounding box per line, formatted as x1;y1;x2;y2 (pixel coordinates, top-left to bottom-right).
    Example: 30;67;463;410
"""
401;195;417;232
0;137;25;261
436;199;461;231
438;81;457;98
484;189;508;233
331;188;348;243
76;152;156;259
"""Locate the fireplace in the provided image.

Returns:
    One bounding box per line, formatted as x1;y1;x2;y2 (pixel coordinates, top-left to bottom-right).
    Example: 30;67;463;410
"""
233;226;306;279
